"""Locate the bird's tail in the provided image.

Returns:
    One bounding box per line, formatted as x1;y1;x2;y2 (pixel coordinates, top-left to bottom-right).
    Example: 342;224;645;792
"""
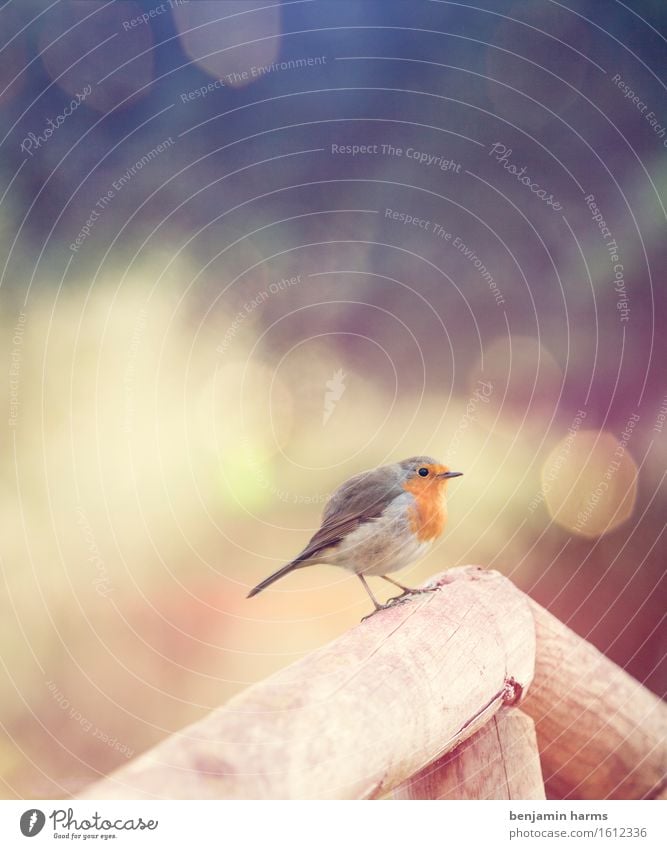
247;560;300;598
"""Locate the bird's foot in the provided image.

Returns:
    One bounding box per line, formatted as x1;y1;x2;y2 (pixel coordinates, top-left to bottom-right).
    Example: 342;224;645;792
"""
387;585;438;602
360;596;413;621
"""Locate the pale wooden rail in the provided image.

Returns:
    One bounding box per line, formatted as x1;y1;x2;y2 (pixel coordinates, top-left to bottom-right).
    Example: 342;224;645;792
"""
394;708;546;800
79;566;666;800
522;599;666;800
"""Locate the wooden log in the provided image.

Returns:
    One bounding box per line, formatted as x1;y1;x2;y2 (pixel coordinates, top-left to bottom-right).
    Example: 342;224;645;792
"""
522;599;667;800
79;566;535;800
394;708;545;800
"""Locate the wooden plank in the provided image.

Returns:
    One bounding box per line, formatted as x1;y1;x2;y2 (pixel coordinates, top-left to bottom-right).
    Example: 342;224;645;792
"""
394;708;545;800
79;566;535;800
522;599;667;800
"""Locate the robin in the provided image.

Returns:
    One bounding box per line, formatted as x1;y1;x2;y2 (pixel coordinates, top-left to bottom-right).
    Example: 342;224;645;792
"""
247;456;462;615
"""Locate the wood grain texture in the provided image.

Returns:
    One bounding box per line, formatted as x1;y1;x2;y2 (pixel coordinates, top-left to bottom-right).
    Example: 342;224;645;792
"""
522;599;667;800
79;566;535;800
393;708;545;800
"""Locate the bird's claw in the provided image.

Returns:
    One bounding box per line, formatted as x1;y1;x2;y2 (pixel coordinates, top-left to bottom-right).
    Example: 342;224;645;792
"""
387;585;438;603
361;585;440;621
360;596;411;621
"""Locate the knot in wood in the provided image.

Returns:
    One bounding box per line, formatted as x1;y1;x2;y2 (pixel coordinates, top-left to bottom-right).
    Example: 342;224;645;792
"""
502;676;524;706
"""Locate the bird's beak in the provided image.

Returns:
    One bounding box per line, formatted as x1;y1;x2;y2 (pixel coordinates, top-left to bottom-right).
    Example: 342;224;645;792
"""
438;471;463;479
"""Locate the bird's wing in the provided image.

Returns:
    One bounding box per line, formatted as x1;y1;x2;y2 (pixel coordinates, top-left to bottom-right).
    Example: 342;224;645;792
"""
323;464;403;520
292;465;404;565
291;513;367;565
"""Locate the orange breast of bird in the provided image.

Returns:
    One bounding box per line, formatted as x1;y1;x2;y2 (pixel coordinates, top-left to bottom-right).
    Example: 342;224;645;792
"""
402;478;448;542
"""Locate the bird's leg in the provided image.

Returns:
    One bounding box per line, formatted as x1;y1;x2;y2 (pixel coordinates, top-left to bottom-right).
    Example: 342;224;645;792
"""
379;574;438;600
358;574;383;616
358;574;407;620
379;575;416;596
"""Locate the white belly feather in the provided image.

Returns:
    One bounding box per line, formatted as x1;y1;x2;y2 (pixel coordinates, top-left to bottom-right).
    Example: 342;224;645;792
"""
322;493;432;576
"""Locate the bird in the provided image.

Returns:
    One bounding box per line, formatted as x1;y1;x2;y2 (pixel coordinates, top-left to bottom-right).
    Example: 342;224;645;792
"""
247;456;462;615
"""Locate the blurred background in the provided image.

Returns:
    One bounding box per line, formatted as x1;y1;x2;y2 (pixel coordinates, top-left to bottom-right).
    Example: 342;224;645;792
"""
0;0;665;798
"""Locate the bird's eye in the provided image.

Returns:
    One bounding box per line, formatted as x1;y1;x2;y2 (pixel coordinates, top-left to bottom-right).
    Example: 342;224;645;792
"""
418;467;429;477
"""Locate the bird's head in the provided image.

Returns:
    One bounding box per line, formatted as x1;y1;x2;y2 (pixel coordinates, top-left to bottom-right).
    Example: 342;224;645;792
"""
398;456;463;489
